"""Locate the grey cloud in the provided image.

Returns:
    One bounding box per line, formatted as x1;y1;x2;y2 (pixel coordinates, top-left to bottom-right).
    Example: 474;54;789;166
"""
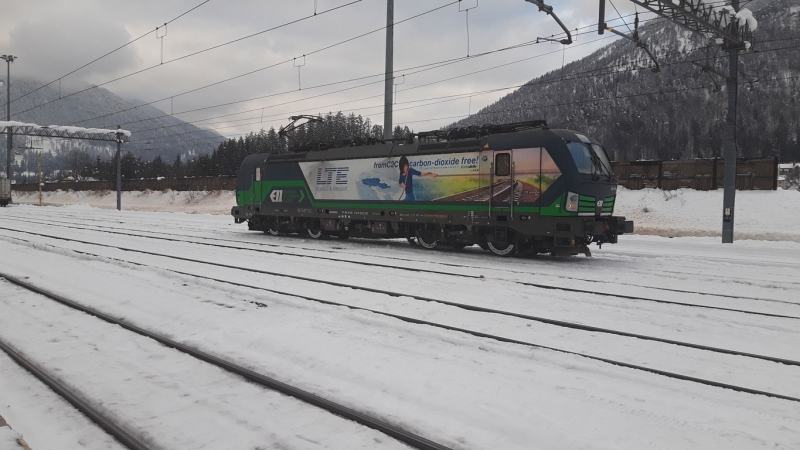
8;9;141;91
2;0;629;138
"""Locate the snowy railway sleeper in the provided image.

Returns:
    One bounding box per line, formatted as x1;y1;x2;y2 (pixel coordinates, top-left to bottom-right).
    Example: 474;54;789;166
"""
231;120;633;256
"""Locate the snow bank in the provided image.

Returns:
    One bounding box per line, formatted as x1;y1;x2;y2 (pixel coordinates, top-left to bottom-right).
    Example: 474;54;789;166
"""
0;426;24;450
11;187;800;242
11;190;235;215
616;187;800;242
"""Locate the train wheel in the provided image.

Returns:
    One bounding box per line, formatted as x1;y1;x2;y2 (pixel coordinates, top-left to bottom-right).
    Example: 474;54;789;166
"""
265;224;281;236
307;223;326;239
417;234;438;250
487;241;516;257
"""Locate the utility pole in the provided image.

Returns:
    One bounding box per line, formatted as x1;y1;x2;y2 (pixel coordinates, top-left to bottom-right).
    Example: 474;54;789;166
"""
2;55;17;180
37;149;43;207
613;0;754;243
383;0;394;140
116;125;122;211
721;0;740;243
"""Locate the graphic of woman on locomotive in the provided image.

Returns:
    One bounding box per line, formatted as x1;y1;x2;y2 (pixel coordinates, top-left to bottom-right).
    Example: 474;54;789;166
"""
398;156;438;201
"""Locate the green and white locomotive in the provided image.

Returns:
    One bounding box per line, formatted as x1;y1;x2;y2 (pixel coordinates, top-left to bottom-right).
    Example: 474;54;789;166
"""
231;120;633;256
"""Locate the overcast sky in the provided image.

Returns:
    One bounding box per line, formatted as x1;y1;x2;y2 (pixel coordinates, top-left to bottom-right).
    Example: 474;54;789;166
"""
1;0;642;149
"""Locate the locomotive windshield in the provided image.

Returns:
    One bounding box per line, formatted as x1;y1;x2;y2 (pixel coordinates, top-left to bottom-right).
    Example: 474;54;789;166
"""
567;141;614;178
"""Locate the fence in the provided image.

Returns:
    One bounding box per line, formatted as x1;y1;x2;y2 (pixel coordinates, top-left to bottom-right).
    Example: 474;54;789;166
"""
612;157;779;191
12;176;237;193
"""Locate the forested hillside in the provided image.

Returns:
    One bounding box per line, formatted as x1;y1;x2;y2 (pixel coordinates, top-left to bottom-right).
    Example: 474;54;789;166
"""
453;0;800;162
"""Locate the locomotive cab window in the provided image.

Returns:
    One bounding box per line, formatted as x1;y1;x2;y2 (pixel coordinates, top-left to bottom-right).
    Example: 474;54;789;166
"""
495;153;511;176
567;142;613;176
255;167;261;181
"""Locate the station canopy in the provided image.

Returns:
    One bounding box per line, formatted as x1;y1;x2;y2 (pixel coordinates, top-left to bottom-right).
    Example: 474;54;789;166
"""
0;121;131;142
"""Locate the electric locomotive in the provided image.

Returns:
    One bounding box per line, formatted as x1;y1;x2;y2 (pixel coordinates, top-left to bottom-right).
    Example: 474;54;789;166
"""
231;120;633;256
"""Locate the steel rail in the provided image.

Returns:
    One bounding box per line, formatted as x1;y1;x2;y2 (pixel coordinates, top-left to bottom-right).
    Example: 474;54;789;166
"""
3;264;798;405
0;273;452;450
8;210;796;306
0;216;476;279
1;225;799;370
0;336;153;450
2;216;799;317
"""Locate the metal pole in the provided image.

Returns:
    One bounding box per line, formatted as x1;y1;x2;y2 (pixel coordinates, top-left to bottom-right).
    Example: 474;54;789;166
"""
598;0;606;34
383;0;394;140
116;126;122;211
38;152;42;207
721;1;740;244
5;58;12;180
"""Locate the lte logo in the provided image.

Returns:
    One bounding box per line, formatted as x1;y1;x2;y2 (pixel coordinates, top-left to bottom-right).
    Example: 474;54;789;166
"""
316;167;349;185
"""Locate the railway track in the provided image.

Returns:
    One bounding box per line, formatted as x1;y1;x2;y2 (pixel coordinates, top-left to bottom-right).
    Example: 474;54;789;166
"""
0;273;451;450
3;216;798;319
6;210;796;306
0;223;800;350
1;228;799;403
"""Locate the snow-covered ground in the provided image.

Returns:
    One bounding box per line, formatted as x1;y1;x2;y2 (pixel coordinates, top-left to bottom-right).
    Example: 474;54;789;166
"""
10;189;235;215
10;186;800;241
1;192;799;450
616;187;800;242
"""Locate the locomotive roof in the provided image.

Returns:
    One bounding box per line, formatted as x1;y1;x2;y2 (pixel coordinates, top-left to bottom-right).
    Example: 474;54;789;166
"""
244;128;598;166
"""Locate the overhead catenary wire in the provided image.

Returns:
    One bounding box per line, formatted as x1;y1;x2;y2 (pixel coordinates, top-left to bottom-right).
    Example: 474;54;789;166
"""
133;59;800;149
129;31;800;145
8;0;732;121
132;59;797;149
11;0;366;118
608;0;633;34
134;67;796;151
77;11;658;131
1;0;213;109
129;53;800;149
132;72;800;154
136;31;798;148
113;12;665;132
126;35;634;141
72;0;464;126
65;1;789;149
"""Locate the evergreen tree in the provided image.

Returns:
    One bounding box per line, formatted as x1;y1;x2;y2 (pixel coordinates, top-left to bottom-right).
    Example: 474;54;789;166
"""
173;154;183;178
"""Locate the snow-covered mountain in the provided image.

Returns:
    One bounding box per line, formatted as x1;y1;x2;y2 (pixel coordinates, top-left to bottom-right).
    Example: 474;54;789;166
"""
2;77;225;167
454;0;800;163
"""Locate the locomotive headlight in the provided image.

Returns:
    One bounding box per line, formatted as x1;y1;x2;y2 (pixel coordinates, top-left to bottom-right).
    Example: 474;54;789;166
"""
565;192;579;212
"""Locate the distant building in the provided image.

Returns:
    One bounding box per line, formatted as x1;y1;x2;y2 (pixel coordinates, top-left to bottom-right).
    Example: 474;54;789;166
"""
778;163;800;189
